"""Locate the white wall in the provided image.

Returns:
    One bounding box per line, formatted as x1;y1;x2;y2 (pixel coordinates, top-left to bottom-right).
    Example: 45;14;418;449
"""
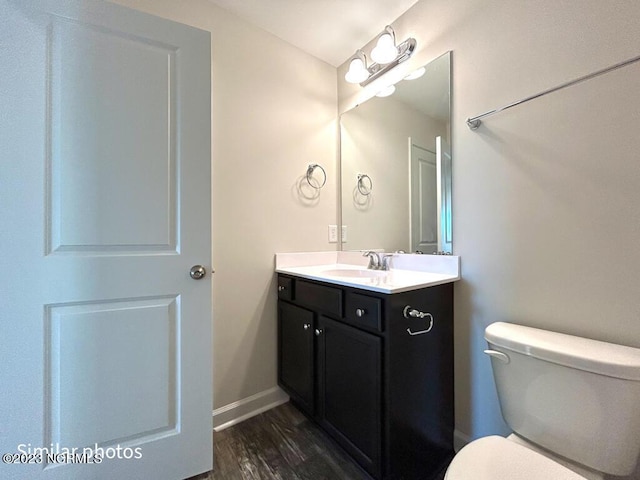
341;96;445;251
340;1;640;477
109;0;338;411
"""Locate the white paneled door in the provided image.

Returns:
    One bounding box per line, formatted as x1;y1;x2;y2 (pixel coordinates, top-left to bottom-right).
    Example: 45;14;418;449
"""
0;1;212;479
410;141;438;254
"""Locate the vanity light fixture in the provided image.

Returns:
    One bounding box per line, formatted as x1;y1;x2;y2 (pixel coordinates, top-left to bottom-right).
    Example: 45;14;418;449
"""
344;25;416;87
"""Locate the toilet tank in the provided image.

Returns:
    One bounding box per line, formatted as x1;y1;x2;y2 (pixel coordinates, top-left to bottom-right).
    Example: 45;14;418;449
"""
485;322;640;477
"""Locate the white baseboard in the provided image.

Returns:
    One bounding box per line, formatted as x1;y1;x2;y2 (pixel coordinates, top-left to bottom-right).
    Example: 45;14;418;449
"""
453;429;472;452
212;386;289;431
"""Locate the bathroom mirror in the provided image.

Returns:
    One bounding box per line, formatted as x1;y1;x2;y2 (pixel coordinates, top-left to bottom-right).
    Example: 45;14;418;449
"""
340;51;452;253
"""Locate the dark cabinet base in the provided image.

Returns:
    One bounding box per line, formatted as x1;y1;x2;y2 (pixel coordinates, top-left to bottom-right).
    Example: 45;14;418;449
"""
277;274;454;480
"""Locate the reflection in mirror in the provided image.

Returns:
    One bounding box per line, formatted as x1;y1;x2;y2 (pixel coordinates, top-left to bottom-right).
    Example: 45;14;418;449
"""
340;51;451;253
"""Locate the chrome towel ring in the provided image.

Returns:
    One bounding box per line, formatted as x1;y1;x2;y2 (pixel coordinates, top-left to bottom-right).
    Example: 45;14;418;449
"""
306;163;326;189
357;173;372;196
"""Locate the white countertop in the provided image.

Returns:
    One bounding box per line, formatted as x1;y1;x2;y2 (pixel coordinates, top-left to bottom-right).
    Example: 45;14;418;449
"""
275;251;460;294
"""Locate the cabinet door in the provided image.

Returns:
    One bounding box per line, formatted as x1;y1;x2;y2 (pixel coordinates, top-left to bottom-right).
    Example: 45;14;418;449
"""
278;301;315;415
316;316;382;478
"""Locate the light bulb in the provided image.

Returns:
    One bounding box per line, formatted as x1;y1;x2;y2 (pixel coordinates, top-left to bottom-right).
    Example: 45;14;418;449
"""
345;57;369;84
404;67;426;80
371;33;398;64
376;85;396;97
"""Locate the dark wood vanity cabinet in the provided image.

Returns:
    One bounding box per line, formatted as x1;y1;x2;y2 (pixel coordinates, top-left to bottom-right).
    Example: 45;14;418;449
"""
277;274;454;480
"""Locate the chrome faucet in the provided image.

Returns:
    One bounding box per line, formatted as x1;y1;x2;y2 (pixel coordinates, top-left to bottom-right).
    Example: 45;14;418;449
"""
362;251;394;271
380;254;394;271
363;251;380;270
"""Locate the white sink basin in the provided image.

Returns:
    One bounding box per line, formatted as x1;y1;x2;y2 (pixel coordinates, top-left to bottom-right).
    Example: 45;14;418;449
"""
322;268;388;278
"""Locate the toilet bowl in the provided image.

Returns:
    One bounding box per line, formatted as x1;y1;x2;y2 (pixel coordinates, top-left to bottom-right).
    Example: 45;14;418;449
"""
445;322;640;480
445;435;588;480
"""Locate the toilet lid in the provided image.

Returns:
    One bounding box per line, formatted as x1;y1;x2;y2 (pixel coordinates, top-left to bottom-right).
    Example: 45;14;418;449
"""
445;436;587;480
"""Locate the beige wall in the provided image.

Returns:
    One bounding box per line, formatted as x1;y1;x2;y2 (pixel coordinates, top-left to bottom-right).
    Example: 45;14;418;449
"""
341;96;445;251
109;0;338;409
340;1;640;476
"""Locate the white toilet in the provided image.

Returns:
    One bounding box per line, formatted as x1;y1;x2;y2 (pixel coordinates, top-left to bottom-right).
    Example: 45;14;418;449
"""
445;322;640;480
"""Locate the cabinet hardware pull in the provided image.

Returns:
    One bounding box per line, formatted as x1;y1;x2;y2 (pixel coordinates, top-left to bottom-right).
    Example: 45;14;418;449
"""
355;308;366;317
314;328;323;336
303;323;311;330
278;285;286;292
404;305;434;336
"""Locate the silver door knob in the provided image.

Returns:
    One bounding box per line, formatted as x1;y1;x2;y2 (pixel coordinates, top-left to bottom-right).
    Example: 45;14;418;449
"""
303;323;311;330
315;329;323;336
356;308;366;317
190;265;206;280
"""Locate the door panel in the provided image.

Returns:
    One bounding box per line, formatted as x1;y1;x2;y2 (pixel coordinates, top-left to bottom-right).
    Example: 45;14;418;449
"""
47;297;179;448
0;1;212;479
49;16;178;252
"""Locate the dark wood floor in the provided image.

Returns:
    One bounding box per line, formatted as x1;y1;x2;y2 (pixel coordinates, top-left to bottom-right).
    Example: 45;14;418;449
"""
190;402;448;480
193;402;369;479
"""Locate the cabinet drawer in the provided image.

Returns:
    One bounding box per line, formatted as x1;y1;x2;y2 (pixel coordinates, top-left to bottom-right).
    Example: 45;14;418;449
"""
345;292;382;332
277;276;293;301
296;280;342;317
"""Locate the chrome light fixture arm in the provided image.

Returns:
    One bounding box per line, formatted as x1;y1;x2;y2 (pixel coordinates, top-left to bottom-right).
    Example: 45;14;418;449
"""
360;37;416;87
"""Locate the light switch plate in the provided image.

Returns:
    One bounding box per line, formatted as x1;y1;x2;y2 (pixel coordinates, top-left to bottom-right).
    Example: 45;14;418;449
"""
341;225;347;243
328;225;338;243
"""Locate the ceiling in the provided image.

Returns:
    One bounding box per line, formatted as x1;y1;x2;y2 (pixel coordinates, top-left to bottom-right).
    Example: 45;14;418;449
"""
206;0;420;67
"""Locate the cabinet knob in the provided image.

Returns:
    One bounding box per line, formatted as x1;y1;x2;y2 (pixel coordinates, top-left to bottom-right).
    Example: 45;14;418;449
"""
314;328;323;336
356;308;366;317
278;285;286;292
303;323;311;330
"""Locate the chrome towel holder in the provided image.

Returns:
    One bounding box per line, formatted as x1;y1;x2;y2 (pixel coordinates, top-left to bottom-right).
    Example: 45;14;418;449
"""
466;53;640;130
357;173;372;196
306;163;326;189
403;305;434;336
